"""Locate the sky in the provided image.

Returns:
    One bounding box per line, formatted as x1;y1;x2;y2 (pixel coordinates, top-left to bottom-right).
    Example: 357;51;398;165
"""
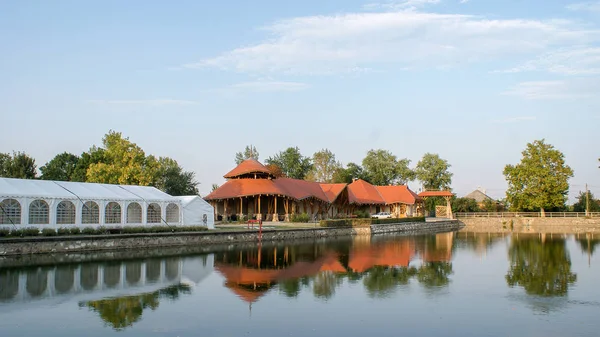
1;0;599;201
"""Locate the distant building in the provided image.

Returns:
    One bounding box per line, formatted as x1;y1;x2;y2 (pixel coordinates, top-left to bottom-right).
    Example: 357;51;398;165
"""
464;187;497;209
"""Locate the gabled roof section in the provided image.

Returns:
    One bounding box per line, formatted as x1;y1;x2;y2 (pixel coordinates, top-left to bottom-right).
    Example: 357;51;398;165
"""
276;178;329;202
319;183;348;203
204;179;283;200
347;179;385;205
464;189;494;203
418;190;454;198
223;159;273;179
375;185;421;205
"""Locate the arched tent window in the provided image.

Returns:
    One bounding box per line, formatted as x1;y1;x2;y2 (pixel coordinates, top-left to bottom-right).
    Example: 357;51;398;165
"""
0;199;21;224
147;203;161;224
166;203;179;223
105;202;121;224
82;201;99;224
29;200;49;224
56;201;76;224
127;203;142;223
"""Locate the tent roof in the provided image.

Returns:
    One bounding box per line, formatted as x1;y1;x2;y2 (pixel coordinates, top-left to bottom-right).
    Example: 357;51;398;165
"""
0;177;178;202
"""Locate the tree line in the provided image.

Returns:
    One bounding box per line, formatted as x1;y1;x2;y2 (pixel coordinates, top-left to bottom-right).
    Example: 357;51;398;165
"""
234;145;453;190
0;131;199;196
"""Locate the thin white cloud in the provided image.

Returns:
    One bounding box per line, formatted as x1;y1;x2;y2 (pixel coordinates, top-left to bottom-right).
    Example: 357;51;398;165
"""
229;80;309;92
460;0;470;3
492;116;536;124
363;0;440;11
87;99;199;106
502;78;600;100
495;46;600;75
566;2;600;12
183;9;600;75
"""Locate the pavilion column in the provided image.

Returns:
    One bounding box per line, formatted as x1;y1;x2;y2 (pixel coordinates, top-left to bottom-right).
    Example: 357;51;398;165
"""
273;196;279;222
257;196;262;221
445;196;453;219
239;197;244;221
284;199;290;222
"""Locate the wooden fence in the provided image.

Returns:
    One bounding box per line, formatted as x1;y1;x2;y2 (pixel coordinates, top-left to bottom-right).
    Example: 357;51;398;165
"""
455;212;600;218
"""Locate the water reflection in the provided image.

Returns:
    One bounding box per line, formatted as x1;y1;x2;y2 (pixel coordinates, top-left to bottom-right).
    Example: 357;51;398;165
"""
213;232;456;303
506;235;577;297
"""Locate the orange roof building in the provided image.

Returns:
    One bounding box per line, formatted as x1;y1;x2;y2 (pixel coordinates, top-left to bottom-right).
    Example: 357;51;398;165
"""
205;159;426;221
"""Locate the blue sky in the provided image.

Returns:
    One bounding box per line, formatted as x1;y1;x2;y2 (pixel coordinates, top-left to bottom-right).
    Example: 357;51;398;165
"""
1;0;599;200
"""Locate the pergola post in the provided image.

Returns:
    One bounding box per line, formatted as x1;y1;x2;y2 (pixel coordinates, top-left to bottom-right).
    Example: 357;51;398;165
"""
445;196;453;219
239;197;243;221
273;196;279;222
257;196;262;221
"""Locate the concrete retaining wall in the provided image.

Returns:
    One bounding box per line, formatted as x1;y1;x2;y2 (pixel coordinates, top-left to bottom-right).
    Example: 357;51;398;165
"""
0;220;461;256
459;217;600;234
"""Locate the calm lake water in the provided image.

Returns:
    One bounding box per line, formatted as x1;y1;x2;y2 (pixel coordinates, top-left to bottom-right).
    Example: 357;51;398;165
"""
1;231;599;337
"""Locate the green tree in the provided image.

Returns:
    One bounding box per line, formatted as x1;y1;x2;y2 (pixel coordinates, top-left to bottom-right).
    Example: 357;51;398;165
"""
40;152;80;181
572;191;600;212
86;131;160;185
415;153;453;190
332;162;368;183
266;147;312;180
211;184;220;192
452;197;480;212
362;149;414;186
235;145;259;164
506;238;577;296
503;139;574;214
0;151;37;179
306;149;342;183
71;146;106;182
152;157;199;196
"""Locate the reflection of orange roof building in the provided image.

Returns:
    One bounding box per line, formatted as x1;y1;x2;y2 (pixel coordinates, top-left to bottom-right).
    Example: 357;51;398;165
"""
204;159;424;221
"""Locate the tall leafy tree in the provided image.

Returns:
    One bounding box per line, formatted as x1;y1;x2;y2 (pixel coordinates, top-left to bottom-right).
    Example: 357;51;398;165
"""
503;139;574;213
235;145;259;164
452;197;479;212
71;146;106;182
86;131;160;185
265;163;285;178
0;151;37;179
415;153;453;190
572;191;600;212
362;149;414;186
40;152;80;181
332;162;368;183
152;157;199;196
306;149;342;183
266;147;312;180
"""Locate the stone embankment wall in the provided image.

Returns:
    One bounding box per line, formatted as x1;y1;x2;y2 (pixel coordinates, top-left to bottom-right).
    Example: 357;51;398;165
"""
459;217;600;234
0;220;461;256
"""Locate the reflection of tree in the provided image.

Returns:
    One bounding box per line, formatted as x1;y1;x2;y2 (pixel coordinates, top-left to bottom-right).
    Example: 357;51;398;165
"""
417;262;452;288
363;266;417;298
506;238;577;297
576;237;600;257
279;278;301;298
312;271;341;300
83;284;190;331
0;270;19;300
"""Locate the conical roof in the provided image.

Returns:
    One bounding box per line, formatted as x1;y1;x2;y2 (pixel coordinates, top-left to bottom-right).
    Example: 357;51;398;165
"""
223;159;273;179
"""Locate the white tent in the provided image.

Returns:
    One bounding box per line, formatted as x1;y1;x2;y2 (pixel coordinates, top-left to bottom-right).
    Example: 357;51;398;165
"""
176;196;215;229
0;177;191;229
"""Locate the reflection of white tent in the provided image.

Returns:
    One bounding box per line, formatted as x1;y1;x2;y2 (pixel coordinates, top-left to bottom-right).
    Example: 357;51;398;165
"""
181;255;214;287
176;196;215;229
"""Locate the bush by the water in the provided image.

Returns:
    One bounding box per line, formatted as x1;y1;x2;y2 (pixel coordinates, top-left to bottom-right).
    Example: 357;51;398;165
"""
353;210;371;219
41;228;58;236
290;213;311;223
320;216;426;227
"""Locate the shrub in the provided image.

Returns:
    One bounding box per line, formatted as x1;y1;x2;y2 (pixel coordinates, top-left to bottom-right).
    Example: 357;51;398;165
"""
353;210;371;219
69;227;81;235
319;218;371;228
81;227;97;235
57;227;71;236
290;213;310;223
41;228;57;236
22;227;41;236
95;226;107;235
0;228;10;237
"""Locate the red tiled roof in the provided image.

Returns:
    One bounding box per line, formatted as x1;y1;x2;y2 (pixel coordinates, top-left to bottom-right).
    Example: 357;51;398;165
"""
204;179;283;200
347;179;385;205
319;183;347;202
276;178;330;202
223;159;272;179
418;191;454;197
376;185;422;205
